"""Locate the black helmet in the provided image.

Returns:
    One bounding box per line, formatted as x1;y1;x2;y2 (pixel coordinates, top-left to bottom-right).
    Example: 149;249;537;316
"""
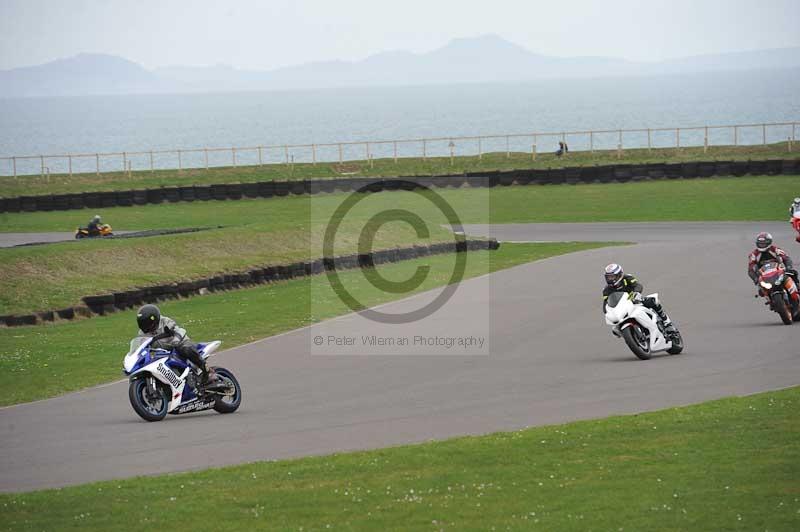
604;263;624;288
755;232;773;252
136;304;160;333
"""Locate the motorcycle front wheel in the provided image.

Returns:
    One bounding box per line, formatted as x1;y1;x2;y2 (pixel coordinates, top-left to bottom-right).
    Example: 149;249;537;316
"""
771;292;793;325
129;377;170;421
622;325;651;360
667;330;684;355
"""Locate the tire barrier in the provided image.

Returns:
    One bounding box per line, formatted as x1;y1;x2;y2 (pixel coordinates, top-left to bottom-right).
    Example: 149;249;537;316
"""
1;159;797;214
0;239;500;327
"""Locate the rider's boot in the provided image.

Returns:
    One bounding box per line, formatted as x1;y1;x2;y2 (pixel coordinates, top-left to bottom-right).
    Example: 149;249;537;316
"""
200;364;223;390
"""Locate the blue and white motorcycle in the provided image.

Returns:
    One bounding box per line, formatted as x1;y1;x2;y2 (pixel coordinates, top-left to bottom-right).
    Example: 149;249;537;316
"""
123;337;242;421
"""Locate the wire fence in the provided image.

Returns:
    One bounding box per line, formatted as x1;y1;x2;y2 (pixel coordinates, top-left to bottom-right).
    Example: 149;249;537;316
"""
1;120;797;178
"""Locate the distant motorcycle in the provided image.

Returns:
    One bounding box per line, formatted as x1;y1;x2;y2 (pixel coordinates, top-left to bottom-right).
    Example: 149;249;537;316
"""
75;223;113;239
604;291;684;360
123;337;242;421
792;213;800;243
756;261;800;325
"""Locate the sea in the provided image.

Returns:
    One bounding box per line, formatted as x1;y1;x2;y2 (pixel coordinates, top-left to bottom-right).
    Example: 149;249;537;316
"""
1;67;798;176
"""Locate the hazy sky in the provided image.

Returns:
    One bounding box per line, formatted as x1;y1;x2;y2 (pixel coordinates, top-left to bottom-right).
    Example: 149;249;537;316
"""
1;0;798;70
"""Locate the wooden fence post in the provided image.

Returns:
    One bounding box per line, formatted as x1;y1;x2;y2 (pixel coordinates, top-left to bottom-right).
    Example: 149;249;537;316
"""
423;139;427;160
676;128;681;149
393;141;397;163
531;144;536;161
704;126;708;153
122;151;127;172
40;155;44;178
149;151;154;173
365;142;370;162
232;147;236;168
257;146;263;166
96;154;100;176
734;126;738;146
68;155;72;177
589;131;594;153
448;140;454;166
12;156;16;179
338;144;343;164
762;124;766;146
618;129;622;151
312;144;316;166
505;136;510;158
284;145;289;165
647;128;651;152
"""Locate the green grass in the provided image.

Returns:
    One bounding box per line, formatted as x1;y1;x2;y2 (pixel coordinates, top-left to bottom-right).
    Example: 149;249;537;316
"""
2;385;797;531
2;175;794;233
1;175;794;315
1;142;797;197
0;242;614;406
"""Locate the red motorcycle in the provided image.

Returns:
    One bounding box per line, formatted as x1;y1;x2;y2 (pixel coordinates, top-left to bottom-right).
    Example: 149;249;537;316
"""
756;261;800;325
791;214;800;243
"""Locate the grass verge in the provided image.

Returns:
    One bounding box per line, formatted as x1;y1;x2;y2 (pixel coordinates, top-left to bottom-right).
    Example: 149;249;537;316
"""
1;175;793;315
1;142;797;197
2;385;797;531
0;242;615;406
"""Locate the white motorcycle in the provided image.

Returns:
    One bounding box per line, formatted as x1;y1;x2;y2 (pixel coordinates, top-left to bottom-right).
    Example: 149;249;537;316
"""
123;337;242;421
604;291;684;360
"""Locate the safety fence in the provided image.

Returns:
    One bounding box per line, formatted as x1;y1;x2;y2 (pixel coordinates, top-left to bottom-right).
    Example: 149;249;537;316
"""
0;121;797;178
0;238;500;327
1;158;798;214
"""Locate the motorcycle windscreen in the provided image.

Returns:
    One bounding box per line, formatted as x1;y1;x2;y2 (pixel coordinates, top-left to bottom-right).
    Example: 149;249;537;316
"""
605;291;627;308
127;337;149;356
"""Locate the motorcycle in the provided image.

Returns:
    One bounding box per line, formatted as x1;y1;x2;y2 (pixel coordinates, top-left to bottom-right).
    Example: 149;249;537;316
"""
756;261;800;325
75;223;113;239
604;291;684;360
123;337;242;421
792;213;800;243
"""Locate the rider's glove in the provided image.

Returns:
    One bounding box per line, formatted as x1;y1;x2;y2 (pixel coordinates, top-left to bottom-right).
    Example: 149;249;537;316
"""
630;292;644;303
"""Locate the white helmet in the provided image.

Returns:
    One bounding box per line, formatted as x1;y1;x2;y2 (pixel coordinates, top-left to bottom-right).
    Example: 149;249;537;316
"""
604;263;624;288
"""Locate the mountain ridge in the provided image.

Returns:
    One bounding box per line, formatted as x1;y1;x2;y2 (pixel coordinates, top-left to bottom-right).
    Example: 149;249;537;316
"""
2;35;799;97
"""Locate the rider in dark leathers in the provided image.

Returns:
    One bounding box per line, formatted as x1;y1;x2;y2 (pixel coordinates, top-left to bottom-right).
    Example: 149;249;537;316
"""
602;263;677;336
136;304;220;387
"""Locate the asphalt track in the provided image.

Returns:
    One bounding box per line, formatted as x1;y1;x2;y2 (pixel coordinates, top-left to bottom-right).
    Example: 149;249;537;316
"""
0;231;135;247
0;228;213;247
2;222;799;492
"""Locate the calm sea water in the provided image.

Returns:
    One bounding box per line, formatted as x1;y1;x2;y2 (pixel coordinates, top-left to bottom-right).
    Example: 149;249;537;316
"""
1;68;798;175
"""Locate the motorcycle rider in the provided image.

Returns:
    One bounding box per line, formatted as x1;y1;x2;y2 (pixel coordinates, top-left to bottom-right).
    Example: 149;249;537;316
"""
87;214;103;236
602;263;677;336
789;199;800;243
789;198;800;218
747;232;799;308
747;232;797;283
136;304;221;389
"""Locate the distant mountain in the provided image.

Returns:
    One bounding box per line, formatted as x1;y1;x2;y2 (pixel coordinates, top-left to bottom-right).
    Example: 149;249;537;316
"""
2;36;800;98
0;53;174;97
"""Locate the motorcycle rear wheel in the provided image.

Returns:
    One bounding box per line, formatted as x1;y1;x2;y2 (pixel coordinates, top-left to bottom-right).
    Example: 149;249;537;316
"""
771;292;793;325
129;377;170;421
212;367;242;414
622;325;651;360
